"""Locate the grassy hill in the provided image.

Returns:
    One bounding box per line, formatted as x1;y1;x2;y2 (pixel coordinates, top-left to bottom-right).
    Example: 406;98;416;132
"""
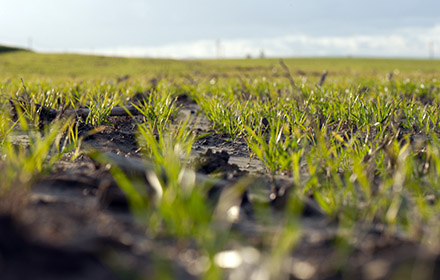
0;45;29;54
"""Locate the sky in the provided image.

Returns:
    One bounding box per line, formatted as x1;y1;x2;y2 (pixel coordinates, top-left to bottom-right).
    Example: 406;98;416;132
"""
0;0;439;58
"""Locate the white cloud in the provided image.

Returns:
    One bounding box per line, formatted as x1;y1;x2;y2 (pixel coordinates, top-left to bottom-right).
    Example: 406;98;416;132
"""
58;24;440;59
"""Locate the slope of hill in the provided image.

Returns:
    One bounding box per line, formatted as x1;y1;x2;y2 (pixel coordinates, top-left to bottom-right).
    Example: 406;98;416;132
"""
0;45;28;53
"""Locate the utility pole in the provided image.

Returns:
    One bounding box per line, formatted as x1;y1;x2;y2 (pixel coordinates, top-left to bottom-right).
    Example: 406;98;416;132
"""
27;37;33;50
429;41;435;59
216;39;221;59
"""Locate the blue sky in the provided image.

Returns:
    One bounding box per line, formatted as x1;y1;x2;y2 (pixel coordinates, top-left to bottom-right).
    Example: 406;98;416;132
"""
1;0;439;58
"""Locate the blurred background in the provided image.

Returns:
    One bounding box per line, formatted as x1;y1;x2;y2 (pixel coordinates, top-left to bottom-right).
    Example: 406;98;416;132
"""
0;0;439;59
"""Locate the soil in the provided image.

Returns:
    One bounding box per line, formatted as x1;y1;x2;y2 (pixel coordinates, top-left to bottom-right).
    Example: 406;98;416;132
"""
1;95;440;280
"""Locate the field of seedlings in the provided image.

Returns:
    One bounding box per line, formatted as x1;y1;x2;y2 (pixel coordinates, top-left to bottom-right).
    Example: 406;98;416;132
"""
1;50;440;280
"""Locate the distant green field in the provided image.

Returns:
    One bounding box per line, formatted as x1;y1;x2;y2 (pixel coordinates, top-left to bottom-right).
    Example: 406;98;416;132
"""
0;51;439;80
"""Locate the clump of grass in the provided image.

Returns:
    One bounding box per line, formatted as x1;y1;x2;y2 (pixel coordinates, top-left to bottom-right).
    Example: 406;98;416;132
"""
64;121;83;161
0;113;71;194
131;91;179;133
85;89;121;126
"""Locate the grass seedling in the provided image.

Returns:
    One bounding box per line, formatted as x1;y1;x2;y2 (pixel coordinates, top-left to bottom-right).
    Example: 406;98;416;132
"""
244;117;304;175
65;121;83;160
1;118;71;193
85;89;120;126
130;91;179;133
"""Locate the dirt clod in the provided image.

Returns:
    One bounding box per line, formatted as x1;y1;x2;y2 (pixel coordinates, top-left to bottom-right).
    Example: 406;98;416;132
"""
194;149;241;177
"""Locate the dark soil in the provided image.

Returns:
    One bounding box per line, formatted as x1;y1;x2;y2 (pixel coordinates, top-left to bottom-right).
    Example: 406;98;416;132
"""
2;96;440;280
